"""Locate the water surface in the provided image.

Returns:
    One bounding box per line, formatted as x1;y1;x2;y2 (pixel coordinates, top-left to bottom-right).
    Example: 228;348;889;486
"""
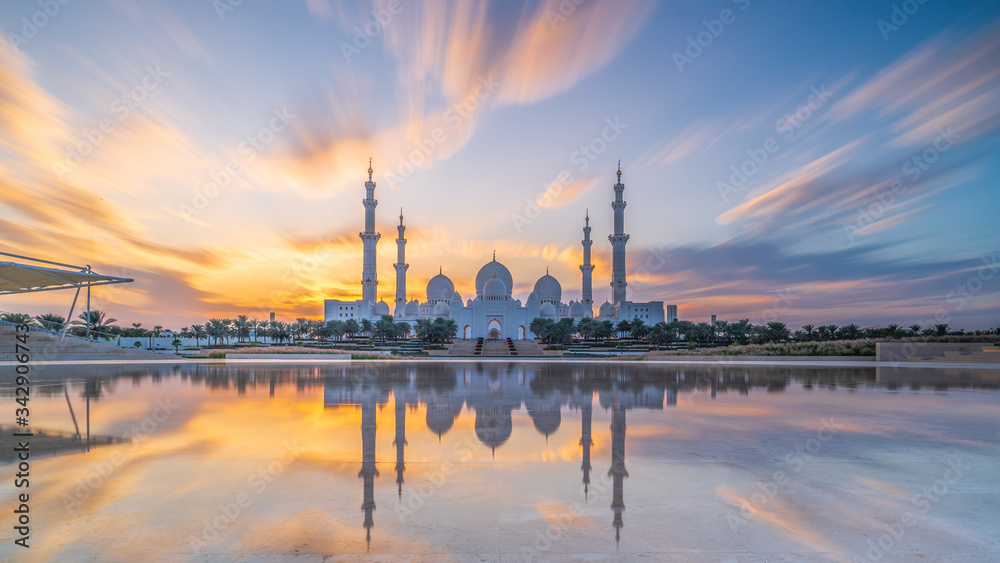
1;361;998;561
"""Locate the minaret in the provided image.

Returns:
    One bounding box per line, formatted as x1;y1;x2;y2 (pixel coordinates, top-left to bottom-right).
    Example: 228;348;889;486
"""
608;161;629;310
393;395;407;500
360;397;379;549
393;209;408;317
360;159;381;304
581;401;593;499
580;210;595;317
609;400;628;546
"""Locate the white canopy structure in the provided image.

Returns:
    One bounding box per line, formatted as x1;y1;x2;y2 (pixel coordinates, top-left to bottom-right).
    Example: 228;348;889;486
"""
0;251;133;339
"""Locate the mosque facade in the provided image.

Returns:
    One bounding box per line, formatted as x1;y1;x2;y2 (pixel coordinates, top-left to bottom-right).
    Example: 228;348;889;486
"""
323;160;665;339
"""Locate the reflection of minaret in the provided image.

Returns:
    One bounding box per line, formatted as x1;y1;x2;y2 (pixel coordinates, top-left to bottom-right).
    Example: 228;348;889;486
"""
608;161;629;308
393;397;406;500
581;402;593;499
580;210;595;317
393;209;408;317
360;159;381;304
360;398;379;549
609;402;628;546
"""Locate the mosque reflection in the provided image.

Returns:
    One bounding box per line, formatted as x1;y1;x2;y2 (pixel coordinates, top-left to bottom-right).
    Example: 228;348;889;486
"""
3;361;995;549
324;363;675;547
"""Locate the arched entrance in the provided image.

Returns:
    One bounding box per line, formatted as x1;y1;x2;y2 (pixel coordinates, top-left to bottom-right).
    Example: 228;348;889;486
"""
486;318;502;339
463;325;472;339
517;325;525;340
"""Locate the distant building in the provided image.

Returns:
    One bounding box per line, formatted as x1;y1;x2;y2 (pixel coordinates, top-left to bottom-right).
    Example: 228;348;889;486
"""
666;304;678;323
324;161;665;339
711;314;717;326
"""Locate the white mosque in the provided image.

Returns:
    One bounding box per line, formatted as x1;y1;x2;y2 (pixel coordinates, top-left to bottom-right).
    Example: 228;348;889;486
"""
323;160;664;339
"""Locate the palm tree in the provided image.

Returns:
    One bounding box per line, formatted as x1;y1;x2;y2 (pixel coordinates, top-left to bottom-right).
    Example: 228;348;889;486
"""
359;318;373;338
35;313;66;332
344;318;360;339
839;324;861;340
234;315;251;343
908;324;922;335
884;324;901;339
934;323;949;336
171;338;182;354
801;324;816;341
615;320;632;339
71;310;118;338
191;324;207;346
0;312;34;325
294;318;311;342
629;318;649;341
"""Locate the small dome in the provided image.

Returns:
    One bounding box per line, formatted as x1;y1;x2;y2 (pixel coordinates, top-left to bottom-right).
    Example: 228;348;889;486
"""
452;291;462;302
533;274;562;302
599;300;615;318
527;291;539;301
539;302;557;318
426;272;455;302
531;408;561;436
426;408;455;436
404;300;420;316
475;259;513;298
433;301;451;318
483;275;507;299
374;300;390;316
569;301;586;318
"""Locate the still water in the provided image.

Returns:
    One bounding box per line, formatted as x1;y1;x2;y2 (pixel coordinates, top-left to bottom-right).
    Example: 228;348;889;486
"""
1;361;998;561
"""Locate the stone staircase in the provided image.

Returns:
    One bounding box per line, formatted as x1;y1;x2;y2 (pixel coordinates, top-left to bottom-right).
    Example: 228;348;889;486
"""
510;339;545;356
0;325;168;362
481;339;509;357
448;339;481;356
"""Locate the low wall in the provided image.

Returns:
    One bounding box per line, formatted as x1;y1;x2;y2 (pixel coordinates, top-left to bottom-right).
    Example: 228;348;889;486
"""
225;353;351;360
876;342;998;363
647;355;874;363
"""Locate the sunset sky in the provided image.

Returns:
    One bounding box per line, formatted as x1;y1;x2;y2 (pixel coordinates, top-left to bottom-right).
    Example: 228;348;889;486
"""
1;0;998;330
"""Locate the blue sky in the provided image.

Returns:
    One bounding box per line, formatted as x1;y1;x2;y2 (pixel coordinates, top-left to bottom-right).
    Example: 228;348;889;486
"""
1;0;998;329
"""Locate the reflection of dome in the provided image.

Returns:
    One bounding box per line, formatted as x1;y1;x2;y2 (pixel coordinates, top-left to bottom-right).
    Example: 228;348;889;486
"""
433;301;451;318
569;301;585;318
374;300;390;316
475;259;513;298
539;302;556;318
599;300;615;318
533;273;562;302
483;275;507;300
527;291;539;301
475;408;513;452
427;272;455;302
426;408;456;436
531;408;561;437
404;300;420;316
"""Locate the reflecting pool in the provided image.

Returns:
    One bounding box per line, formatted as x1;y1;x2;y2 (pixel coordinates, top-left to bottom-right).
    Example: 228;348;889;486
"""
1;361;998;561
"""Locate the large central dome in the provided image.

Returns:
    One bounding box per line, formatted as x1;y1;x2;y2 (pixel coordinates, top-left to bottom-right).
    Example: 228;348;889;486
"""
426;272;455;303
475;257;513;299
